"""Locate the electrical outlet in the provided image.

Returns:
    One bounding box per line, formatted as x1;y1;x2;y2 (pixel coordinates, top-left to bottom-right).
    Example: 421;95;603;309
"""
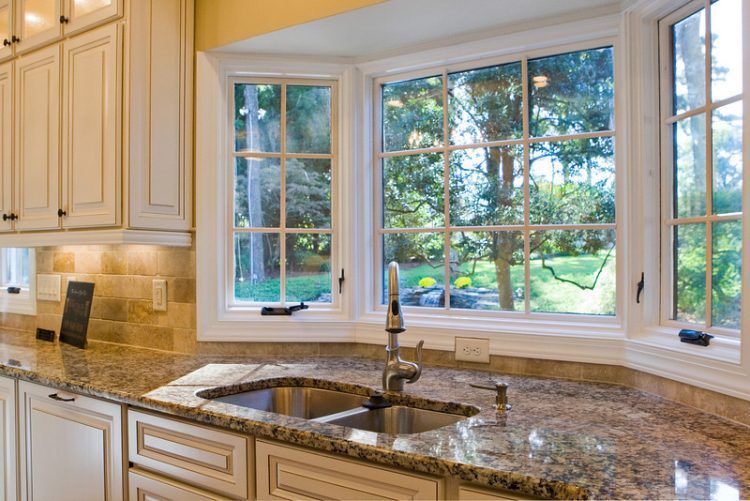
152;279;167;312
455;337;490;363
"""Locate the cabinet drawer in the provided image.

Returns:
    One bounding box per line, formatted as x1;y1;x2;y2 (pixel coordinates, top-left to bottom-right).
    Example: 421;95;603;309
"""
458;485;535;500
129;468;230;501
128;410;249;499
256;439;440;500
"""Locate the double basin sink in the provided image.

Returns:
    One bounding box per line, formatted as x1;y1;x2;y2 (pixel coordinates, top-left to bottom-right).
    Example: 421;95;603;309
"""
197;384;477;435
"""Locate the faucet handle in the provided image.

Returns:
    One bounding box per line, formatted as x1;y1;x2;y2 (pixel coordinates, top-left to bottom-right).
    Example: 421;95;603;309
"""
406;340;424;384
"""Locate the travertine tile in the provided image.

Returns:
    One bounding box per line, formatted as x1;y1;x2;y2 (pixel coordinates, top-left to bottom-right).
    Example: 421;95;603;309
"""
168;277;195;302
167;302;195;329
90;297;128;322
158;250;195;278
53;252;75;273
101;251;127;274
127;299;167;326
74;251;102;273
127;251;158;275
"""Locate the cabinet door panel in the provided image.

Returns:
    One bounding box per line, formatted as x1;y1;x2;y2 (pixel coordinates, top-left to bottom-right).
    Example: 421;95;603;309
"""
19;381;123;501
63;0;122;37
256;439;439;500
128;0;192;230
0;377;17;501
0;62;12;231
14;45;60;231
0;0;13;61
14;0;62;54
128;469;228;501
62;23;120;228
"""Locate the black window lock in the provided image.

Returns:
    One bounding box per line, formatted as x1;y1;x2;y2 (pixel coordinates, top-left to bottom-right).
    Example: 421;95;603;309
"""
6;287;20;294
261;302;309;316
679;329;713;347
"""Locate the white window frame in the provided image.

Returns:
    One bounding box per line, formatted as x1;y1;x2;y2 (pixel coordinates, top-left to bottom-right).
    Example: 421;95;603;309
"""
196;55;357;341
370;42;620;326
657;0;744;338
227;76;340;310
0;248;36;316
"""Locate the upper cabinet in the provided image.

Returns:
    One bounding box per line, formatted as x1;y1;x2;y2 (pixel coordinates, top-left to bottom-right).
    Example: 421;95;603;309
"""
14;44;61;231
15;0;62;54
0;0;192;246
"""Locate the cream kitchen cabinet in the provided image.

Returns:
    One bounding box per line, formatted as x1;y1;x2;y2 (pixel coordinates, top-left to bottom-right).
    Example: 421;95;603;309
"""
0;0;192;246
0;62;11;233
61;22;119;228
18;380;123;501
128;468;230;501
14;44;61;231
0;376;16;501
13;0;121;55
0;1;12;61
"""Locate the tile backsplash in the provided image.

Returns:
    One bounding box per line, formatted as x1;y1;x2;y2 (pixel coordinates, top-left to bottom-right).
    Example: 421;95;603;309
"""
0;245;196;352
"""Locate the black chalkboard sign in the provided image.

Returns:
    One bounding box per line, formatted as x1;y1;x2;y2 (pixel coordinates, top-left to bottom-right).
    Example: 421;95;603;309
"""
60;281;95;349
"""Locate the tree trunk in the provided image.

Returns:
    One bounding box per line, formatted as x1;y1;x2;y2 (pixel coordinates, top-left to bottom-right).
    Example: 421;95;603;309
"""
490;148;516;311
677;16;706;215
244;85;266;282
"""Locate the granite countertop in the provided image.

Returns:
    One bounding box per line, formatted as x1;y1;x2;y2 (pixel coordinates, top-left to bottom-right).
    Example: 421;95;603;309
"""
0;330;748;500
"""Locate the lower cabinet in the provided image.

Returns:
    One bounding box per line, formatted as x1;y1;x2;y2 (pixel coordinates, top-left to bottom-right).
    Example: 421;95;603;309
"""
0;376;16;501
255;439;441;500
18;381;123;501
128;468;229;501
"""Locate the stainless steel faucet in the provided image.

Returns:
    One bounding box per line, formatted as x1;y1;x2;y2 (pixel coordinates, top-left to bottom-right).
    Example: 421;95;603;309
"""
383;262;424;392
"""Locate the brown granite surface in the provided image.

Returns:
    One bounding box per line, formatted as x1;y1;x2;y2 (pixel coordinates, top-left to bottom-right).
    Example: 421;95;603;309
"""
0;330;748;500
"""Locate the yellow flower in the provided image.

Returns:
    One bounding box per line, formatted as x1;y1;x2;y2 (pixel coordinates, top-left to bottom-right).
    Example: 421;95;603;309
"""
454;277;472;289
418;277;437;288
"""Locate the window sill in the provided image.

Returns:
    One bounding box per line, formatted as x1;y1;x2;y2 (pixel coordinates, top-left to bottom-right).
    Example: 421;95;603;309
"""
628;326;741;365
0;291;36;316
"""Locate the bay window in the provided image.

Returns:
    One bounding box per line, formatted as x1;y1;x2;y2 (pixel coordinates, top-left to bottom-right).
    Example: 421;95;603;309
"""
376;46;617;317
659;0;743;335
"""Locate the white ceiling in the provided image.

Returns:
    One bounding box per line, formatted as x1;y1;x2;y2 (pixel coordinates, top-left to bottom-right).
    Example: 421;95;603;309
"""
218;0;628;59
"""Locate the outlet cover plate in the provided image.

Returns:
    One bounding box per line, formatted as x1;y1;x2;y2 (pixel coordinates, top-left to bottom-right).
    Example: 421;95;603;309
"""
37;274;61;302
455;337;490;363
152;279;167;312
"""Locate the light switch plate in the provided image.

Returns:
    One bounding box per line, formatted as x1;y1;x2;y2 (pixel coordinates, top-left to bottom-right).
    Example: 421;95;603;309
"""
455;337;490;363
37;274;61;302
152;279;167;312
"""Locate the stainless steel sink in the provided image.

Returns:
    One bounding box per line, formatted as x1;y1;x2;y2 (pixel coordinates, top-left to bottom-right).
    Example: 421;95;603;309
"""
210;386;367;419
323;405;466;434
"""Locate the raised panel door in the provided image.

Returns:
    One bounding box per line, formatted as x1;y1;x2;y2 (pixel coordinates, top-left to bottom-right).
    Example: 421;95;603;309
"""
61;22;120;228
0;376;17;501
0;62;12;231
18;381;123;501
14;44;60;231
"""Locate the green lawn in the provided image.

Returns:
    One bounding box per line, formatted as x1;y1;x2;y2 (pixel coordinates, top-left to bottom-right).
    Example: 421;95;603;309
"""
235;253;616;315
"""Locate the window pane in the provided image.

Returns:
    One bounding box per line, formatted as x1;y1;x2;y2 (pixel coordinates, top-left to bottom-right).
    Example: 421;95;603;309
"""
672;9;706;115
450;146;523;226
383;154;444;228
713;102;743;214
674;114;706;218
382;76;443;151
529;137;615;225
673;223;706;323
448;62;522;144
450;231;524;311
383;233;445;307
234;157;280;228
286;234;332;303
234;83;281;152
528;47;614;137
286;85;331;154
711;0;742;101
286;158;331;229
712;220;741;328
234;233;280;302
530;230;616;315
1;248;30;287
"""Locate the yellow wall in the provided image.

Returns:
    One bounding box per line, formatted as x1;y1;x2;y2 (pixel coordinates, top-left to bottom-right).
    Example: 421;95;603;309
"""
195;0;386;51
